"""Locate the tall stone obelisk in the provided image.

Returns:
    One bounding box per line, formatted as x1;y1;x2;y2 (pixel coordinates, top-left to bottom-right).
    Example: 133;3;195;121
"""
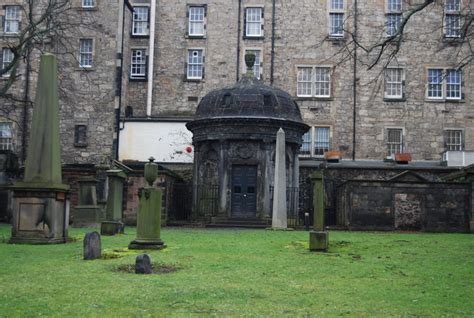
10;53;70;244
272;128;287;229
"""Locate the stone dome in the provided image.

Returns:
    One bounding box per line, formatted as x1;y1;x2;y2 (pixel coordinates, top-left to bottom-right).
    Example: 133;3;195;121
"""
193;75;304;123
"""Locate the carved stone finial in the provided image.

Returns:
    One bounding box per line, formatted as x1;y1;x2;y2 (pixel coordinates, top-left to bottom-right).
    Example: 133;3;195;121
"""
245;52;256;72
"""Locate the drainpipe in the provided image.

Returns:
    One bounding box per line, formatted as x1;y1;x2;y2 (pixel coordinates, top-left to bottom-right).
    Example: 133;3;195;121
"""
270;0;276;85
236;0;242;82
21;47;31;163
146;0;156;117
352;0;358;161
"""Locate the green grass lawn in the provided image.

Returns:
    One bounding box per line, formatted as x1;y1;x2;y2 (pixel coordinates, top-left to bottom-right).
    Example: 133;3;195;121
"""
0;224;473;317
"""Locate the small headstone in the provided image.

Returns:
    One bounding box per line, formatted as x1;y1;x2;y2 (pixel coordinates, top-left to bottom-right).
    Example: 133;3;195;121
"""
83;232;101;260
135;254;152;274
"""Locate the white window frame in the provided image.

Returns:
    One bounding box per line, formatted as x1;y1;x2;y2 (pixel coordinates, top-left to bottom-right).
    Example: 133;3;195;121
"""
81;0;95;8
0;122;13;150
386;128;404;157
296;65;332;98
384;67;404;99
132;6;149;36
245;7;264;38
130;48;147;79
299;126;332;158
444;0;461;38
188;5;206;37
79;38;93;68
4;6;21;34
444;129;463;151
187;49;204;80
244;48;263;79
2;48;14;77
328;0;345;38
426;68;463;101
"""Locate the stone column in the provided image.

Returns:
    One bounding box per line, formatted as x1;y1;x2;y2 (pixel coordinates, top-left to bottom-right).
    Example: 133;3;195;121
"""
129;157;166;249
218;140;227;216
309;171;328;251
10;54;70;244
100;170;126;235
272;128;287;229
470;180;474;233
262;141;273;218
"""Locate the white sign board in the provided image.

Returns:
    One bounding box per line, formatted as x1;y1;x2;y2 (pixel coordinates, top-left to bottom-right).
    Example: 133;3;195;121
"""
119;121;193;163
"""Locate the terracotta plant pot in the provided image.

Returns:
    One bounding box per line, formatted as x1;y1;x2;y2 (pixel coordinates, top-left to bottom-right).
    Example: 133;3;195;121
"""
395;153;412;163
324;151;342;162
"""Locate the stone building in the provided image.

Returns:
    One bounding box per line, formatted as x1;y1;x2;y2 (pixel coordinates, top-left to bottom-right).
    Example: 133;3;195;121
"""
0;1;473;229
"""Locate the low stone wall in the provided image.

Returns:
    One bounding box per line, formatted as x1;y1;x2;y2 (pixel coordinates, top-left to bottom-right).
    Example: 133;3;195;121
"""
340;181;470;232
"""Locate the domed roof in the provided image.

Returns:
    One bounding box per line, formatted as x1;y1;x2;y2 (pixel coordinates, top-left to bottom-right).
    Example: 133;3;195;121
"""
194;75;304;123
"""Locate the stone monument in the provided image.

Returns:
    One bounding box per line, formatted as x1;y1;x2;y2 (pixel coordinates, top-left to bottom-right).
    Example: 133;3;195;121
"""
10;54;70;244
129;157;166;250
74;178;102;226
100;169;126;235
272;128;288;229
309;171;328;251
83;232;101;260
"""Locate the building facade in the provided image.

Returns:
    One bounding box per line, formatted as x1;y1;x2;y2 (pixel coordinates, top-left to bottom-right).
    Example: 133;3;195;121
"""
1;0;472;165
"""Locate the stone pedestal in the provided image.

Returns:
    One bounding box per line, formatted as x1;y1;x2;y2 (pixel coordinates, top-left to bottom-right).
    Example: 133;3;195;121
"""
129;188;166;250
309;230;329;251
10;187;69;244
9;54;70;244
100;170;126;236
74;178;102;227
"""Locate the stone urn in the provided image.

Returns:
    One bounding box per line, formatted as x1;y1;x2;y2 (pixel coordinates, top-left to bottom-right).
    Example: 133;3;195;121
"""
145;157;158;187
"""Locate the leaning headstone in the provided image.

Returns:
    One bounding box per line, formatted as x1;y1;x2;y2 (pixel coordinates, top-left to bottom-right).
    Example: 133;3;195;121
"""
309;171;328;251
101;169;126;235
129;157;166;250
135;254;152;274
272;128;288;229
83;232;101;260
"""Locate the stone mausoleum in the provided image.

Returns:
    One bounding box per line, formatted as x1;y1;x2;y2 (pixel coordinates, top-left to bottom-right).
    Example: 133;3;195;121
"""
186;62;309;224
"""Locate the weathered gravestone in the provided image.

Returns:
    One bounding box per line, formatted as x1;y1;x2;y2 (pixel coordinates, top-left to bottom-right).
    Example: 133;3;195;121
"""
272;128;288;229
10;53;70;244
309;171;328;251
135;254;152;274
101;169;126;235
129;157;166;250
83;232;101;260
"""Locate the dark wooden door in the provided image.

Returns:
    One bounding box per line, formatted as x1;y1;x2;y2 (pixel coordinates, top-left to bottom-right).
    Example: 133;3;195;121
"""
231;165;257;218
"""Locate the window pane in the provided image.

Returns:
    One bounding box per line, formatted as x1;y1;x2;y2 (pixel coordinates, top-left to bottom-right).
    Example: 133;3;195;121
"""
385;68;403;98
314;67;330;97
300;131;311;156
79;39;93;67
428;69;443;98
330;13;344;36
387;0;402;12
297;67;312;97
5;6;20;34
445;14;460;37
246;8;262;36
189;6;205;36
2;48;14;75
387;129;403;156
314;127;330;156
131;49;146;77
133;7;149;35
187;50;203;79
386;14;401;36
0;122;13;150
445;130;463;151
446;0;460;11
446;69;461;99
82;0;95;7
331;0;344;10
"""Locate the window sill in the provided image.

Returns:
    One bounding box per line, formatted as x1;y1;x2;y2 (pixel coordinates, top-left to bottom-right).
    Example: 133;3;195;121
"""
295;97;333;101
243;36;265;40
442;36;462;44
77;6;98;11
186;35;206;39
0;32;20;38
425;98;465;103
75;67;95;71
129;77;147;82
383;97;406;102
327;36;345;42
131;34;150;39
184;78;204;83
74;143;88;148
